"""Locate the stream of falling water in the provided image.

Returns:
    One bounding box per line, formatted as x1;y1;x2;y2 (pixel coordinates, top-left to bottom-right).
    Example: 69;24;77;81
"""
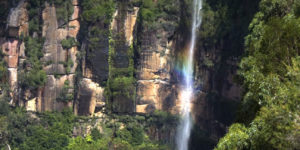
176;0;202;150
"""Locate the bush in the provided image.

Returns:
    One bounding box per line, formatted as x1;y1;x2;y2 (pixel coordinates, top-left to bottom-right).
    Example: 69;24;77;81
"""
21;69;47;89
21;37;46;89
216;1;300;149
129;125;144;146
0;52;7;81
56;80;74;102
152;110;179;127
116;129;132;142
81;0;115;23
53;0;73;24
0;100;10;116
61;37;77;49
60;58;74;74
91;128;102;141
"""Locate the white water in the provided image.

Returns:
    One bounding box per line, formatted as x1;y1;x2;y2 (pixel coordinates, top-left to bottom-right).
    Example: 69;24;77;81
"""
176;0;202;150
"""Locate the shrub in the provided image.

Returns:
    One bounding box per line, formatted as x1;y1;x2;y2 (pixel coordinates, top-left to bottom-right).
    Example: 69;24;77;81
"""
61;37;77;49
0;56;7;81
81;0;115;23
56;80;74;102
21;69;47;89
129;125;144;146
21;37;46;89
91;128;102;141
53;0;73;24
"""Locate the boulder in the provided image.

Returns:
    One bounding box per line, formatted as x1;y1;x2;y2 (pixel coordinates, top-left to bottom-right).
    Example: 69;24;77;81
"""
77;78;104;116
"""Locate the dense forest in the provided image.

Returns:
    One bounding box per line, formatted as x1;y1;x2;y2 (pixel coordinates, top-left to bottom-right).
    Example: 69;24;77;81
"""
216;0;300;149
0;0;299;149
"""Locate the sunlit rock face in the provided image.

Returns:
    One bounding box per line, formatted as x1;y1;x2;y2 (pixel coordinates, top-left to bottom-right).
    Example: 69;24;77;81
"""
124;7;139;45
7;68;18;104
7;0;28;37
36;1;80;112
76;78;104;116
42;3;66;75
26;97;37;111
107;2;139;113
1;0;28;105
135;25;179;114
41;75;74;111
0;1;243;137
77;1;140;115
2;39;19;68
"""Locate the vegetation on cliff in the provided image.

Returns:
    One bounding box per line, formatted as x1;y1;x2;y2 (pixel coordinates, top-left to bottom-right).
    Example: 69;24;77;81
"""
0;51;7;83
19;37;47;89
3;0;300;149
79;0;115;83
27;0;73;33
0;98;176;149
215;0;300;149
1;0;178;149
56;80;74;102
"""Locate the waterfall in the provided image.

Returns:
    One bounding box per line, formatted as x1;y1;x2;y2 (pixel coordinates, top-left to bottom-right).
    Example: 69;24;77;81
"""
176;0;202;150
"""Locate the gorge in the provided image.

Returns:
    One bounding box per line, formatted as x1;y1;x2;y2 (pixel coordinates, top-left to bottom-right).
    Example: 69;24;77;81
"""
1;0;300;150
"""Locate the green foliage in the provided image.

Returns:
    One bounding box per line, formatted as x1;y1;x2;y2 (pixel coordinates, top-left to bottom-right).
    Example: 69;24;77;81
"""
0;115;8;147
216;1;300;149
81;0;115;24
116;124;144;146
27;0;46;35
53;0;73;24
61;37;77;49
215;124;249;150
66;58;74;74
116;128;133;143
67;136;110;150
108;76;135;98
258;0;291;20
106;28;136;112
140;0;179;21
19;125;69;150
141;7;157;22
0;100;10;116
59;58;74;74
27;0;73;34
150;110;179;128
0;106;75;150
68;113;173;150
20;37;47;89
129;125;144;146
79;0;116;85
139;0;180;30
56;80;74;102
0;100;172;150
245;17;300;76
0;51;7;82
6;107;30;148
294;0;300;17
91;128;102;141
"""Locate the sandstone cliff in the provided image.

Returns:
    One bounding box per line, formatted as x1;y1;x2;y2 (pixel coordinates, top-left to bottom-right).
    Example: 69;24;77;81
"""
0;0;251;148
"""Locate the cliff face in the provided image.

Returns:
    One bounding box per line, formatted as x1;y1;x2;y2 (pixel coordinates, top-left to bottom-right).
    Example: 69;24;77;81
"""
1;0;181;114
1;0;28;105
135;18;178;114
40;2;75;111
0;0;257;147
0;0;80;112
189;1;260;148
